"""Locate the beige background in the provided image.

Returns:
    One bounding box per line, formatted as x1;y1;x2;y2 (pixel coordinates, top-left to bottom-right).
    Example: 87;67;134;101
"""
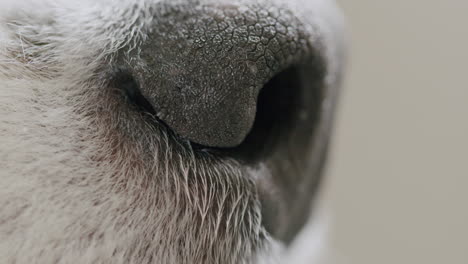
326;1;468;264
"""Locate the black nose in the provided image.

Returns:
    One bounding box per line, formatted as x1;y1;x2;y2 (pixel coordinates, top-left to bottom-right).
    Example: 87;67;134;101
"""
127;2;311;148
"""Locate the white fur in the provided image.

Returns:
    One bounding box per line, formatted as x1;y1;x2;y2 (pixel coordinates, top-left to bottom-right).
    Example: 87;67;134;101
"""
0;0;345;263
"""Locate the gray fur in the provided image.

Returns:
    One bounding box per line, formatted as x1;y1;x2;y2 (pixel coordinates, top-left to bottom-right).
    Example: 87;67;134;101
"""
0;0;345;263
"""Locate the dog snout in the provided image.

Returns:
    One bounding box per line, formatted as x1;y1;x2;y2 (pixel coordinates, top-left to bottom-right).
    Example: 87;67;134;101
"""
126;1;311;148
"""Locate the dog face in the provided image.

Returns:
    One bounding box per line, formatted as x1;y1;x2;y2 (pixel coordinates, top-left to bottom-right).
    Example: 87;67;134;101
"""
0;0;345;263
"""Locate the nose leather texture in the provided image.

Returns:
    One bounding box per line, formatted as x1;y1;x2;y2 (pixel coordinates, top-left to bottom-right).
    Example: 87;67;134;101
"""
128;1;311;147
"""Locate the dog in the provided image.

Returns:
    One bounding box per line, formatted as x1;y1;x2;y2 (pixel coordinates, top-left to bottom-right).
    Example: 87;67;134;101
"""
0;0;346;263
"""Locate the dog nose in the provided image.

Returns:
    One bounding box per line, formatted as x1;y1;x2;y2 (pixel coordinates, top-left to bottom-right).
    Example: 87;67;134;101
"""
128;2;311;148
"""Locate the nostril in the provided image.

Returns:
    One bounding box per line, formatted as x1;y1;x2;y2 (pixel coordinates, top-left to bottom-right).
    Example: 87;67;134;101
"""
211;64;310;163
112;69;156;115
112;62;319;166
119;2;312;149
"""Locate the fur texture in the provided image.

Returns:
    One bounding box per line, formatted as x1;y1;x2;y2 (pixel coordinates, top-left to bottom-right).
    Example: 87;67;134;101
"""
0;0;345;263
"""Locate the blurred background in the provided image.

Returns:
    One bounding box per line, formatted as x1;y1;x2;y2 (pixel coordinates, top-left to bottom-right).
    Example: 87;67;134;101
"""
326;1;468;263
